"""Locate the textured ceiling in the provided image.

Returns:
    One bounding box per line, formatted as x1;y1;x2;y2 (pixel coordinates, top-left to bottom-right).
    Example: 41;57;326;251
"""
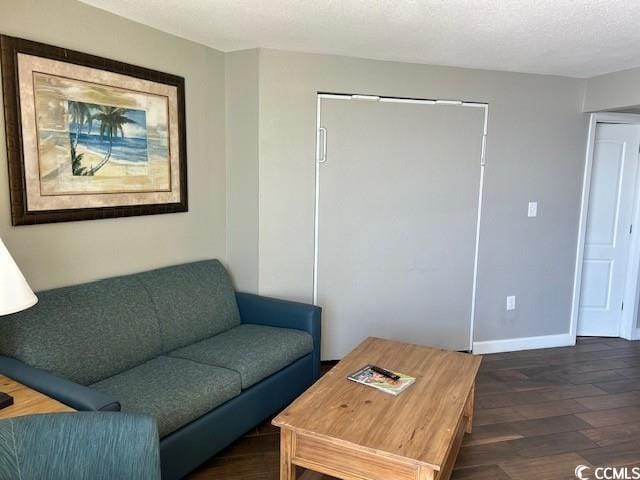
79;0;640;78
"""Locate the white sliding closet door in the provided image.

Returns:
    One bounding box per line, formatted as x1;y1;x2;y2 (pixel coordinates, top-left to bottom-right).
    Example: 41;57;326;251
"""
316;97;485;359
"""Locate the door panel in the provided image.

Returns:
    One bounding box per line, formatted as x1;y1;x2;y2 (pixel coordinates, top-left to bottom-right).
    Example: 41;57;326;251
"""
580;260;613;308
316;99;484;359
585;141;624;246
578;123;640;337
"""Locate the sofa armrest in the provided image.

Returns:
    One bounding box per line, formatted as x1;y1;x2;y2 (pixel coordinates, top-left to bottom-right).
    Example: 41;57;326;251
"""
1;412;160;479
235;292;321;380
0;356;120;412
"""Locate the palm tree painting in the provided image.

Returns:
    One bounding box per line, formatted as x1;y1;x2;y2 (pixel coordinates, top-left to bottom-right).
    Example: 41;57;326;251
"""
27;64;175;212
68;101;92;176
67;101;149;177
69;101;92;149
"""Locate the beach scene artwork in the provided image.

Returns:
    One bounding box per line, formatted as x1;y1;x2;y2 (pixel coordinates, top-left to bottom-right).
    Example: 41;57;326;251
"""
33;71;171;196
68;101;149;177
4;40;185;225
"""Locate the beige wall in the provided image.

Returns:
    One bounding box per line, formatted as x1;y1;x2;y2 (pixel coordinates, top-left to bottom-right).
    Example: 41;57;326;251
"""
1;3;596;345
254;49;588;343
0;0;226;291
225;50;259;292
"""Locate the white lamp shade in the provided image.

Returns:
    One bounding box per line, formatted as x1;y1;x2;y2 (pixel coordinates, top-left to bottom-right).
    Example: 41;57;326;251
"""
0;238;37;316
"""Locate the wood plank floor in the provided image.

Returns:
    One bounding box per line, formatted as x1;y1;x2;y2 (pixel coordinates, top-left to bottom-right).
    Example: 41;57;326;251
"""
188;337;640;479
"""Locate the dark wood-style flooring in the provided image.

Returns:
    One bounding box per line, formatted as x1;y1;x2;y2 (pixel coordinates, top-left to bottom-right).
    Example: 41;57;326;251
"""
189;337;640;479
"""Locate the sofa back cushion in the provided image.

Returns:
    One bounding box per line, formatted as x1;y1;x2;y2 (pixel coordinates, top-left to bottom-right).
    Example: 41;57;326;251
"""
136;260;241;352
0;275;162;385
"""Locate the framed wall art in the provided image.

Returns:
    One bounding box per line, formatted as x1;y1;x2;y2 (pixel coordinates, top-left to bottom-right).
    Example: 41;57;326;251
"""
0;35;187;225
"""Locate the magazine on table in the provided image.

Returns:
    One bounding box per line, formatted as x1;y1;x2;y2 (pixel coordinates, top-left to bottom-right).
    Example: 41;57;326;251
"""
347;364;415;395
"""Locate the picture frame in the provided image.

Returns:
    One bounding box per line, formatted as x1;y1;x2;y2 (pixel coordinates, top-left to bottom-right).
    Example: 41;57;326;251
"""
0;35;188;225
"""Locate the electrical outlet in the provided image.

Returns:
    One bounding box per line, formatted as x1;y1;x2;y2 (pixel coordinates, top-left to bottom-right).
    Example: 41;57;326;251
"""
528;202;538;217
506;295;516;311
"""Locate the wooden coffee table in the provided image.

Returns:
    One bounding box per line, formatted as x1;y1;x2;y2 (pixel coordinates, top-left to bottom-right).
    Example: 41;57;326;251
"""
273;337;482;480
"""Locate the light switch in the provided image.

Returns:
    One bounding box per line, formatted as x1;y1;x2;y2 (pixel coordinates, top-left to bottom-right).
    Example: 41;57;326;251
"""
528;202;538;217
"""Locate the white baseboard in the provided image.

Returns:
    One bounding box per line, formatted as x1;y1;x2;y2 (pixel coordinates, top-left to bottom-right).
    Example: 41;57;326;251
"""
619;328;640;341
472;333;574;355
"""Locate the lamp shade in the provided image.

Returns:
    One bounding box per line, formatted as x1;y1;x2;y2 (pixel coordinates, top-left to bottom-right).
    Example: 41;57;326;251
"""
0;238;37;316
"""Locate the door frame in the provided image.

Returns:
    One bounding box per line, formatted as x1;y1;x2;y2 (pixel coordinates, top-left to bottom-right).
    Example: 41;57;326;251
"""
313;93;489;351
570;112;640;342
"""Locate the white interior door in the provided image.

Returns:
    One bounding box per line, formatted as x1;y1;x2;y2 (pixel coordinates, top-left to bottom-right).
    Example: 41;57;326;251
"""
578;123;640;337
316;97;485;359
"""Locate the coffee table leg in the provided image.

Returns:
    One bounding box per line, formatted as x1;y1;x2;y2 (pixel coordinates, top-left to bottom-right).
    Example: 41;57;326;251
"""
464;383;475;434
418;466;436;480
280;429;296;480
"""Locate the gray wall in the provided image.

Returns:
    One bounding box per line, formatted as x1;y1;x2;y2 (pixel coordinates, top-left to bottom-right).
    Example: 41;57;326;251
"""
0;3;594;344
225;50;260;292
252;49;588;343
0;0;227;291
584;67;640;112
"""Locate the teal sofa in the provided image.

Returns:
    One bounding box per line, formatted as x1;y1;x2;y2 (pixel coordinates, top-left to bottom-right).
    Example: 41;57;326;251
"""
0;260;321;479
0;412;160;479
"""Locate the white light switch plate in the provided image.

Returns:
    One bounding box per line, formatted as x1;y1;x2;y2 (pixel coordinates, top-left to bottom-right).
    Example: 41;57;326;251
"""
506;296;516;311
528;202;538;217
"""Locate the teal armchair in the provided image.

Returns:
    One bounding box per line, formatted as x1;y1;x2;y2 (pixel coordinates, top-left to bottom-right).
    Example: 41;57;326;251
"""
0;412;160;480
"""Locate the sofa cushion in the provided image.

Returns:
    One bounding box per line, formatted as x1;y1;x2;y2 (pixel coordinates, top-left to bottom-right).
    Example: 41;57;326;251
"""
136;260;241;352
170;324;314;389
0;276;161;385
90;356;241;437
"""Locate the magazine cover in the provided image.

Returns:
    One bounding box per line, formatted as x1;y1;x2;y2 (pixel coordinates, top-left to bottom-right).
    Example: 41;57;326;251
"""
347;364;416;396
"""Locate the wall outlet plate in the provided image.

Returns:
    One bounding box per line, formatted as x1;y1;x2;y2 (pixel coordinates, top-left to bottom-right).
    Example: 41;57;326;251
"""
528;202;538;217
506;295;516;311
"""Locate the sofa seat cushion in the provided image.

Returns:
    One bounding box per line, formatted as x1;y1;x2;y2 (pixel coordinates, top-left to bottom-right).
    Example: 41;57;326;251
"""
169;324;314;389
90;356;241;437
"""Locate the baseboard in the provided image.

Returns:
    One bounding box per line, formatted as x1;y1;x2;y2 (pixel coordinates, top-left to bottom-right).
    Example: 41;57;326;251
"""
472;333;574;355
631;329;640;341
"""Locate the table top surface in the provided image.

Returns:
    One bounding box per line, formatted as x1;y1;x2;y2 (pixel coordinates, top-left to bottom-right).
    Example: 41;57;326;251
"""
0;375;74;420
273;337;482;470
